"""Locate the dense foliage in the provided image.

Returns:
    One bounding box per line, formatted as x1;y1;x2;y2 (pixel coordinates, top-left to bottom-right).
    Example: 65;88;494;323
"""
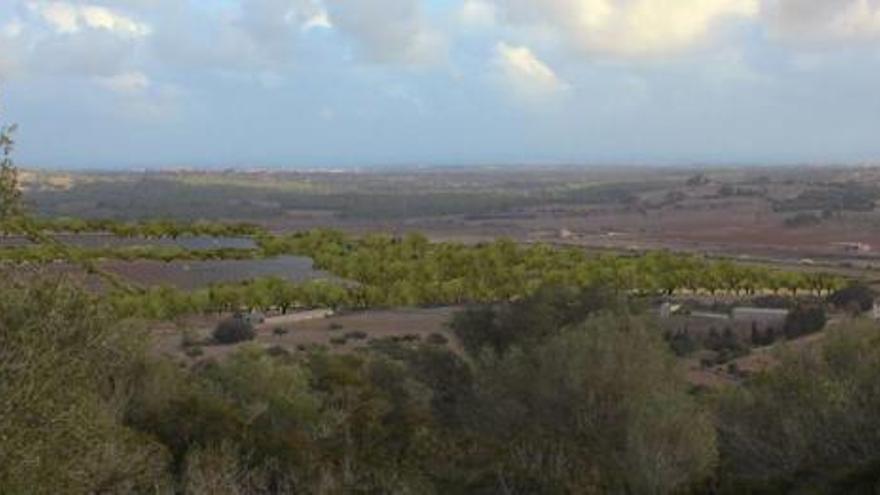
717;321;880;493
9;275;880;494
212;317;256;344
84;229;844;321
0;280;169;493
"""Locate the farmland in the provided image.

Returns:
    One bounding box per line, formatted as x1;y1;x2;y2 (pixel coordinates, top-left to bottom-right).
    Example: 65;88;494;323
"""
6;164;880;494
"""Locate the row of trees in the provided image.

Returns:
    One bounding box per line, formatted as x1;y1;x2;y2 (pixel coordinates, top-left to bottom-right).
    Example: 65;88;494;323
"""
263;230;846;306
5;212;847;308
110;277;350;321
29;217;264;238
96;230;846;321
0;245;260;264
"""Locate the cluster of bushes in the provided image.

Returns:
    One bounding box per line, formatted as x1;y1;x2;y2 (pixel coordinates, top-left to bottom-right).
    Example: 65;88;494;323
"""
783;212;822;228
8;277;880;493
775;183;880;213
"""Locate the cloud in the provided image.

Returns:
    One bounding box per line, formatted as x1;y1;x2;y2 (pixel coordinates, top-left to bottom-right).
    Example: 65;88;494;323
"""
149;0;333;75
302;10;332;31
494;41;569;100
494;0;758;57
28;1;151;37
2;19;24;38
460;0;498;28
323;0;446;65
95;71;150;93
764;0;880;41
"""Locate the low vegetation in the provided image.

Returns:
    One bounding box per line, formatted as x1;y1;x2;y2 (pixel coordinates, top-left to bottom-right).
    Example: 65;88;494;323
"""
7;275;880;493
212;317;256;345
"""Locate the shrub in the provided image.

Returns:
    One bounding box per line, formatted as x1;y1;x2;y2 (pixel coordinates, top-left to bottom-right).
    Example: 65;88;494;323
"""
328;322;344;331
329;337;347;346
266;345;290;358
828;283;875;314
784;212;821;229
344;331;368;340
185;346;205;358
717;321;880;492
426;333;449;346
669;331;697;357
273;327;288;336
784;304;827;339
212;318;255;345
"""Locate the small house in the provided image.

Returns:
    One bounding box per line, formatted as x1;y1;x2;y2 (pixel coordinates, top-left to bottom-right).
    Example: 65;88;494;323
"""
834;242;872;253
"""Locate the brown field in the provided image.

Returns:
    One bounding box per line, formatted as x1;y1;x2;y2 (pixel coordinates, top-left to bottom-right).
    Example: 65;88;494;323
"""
153;306;461;363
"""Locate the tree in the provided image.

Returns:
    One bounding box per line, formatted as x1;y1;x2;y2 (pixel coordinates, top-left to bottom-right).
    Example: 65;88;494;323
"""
470;315;717;493
0;102;22;227
213;317;255;344
828;282;875;315
784;303;827;339
0;279;170;492
717;321;880;492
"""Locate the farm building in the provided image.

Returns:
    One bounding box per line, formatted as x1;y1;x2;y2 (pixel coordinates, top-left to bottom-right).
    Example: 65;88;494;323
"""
834;242;872;253
731;307;789;331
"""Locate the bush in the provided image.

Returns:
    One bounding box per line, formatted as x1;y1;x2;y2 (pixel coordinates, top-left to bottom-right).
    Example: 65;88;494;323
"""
266;345;291;358
784;304;827;339
344;331;368;340
828;283;875;314
669;331;697;357
212;318;255;345
185;346;205;358
273;327;288;336
329;337;347;346
426;333;449;346
784;213;821;228
717;321;880;492
328;322;344;331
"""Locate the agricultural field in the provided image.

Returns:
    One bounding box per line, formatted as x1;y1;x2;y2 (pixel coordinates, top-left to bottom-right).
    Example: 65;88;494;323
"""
22;166;880;266
6;164;880;494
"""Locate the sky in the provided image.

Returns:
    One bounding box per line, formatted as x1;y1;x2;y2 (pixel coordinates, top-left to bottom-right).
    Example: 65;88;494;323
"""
1;0;880;169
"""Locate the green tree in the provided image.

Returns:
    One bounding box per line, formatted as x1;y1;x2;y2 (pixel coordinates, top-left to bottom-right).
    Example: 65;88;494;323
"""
0;279;170;493
470;315;717;493
0;104;22;227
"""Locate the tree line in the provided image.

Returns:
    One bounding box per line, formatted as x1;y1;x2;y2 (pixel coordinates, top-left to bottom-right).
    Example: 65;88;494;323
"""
94;229;846;321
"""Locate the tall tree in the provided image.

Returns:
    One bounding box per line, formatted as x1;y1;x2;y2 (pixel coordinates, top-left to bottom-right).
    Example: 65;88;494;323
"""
0;99;22;228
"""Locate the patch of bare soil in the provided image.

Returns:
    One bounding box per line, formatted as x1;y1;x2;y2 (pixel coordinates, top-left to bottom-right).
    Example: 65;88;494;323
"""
154;306;462;363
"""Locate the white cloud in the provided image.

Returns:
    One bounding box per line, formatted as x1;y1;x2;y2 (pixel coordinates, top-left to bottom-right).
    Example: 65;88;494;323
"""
324;0;447;65
764;0;880;41
495;0;758;57
2;20;24;38
460;0;498;28
302;10;332;31
494;42;569;100
29;1;151;37
95;71;150;93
